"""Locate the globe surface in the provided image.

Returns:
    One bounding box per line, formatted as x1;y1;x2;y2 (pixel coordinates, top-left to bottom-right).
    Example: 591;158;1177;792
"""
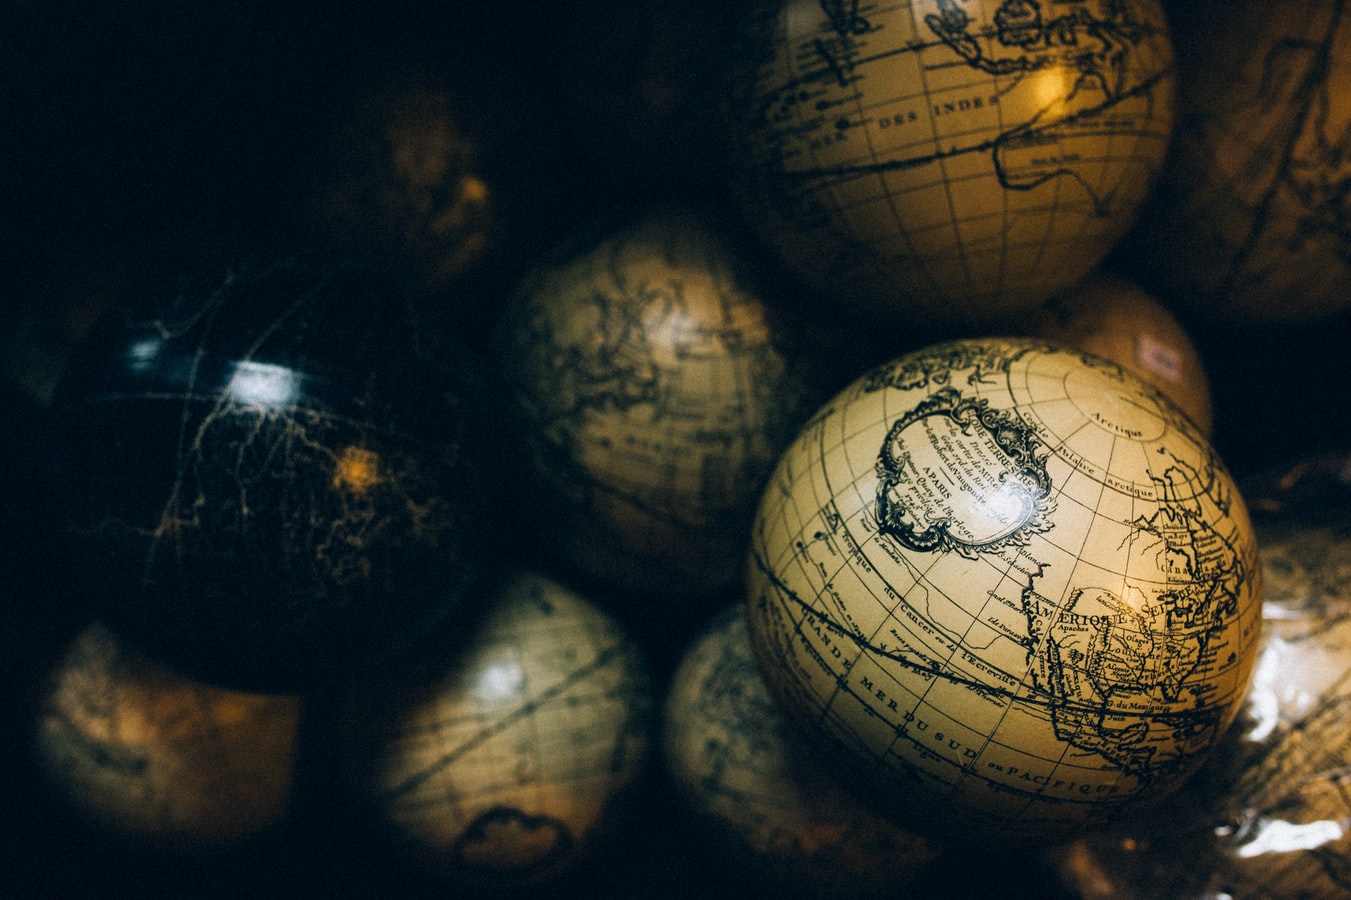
497;207;836;598
49;258;496;691
338;569;654;888
32;621;301;851
745;337;1262;837
663;605;941;898
727;0;1175;328
1120;0;1351;323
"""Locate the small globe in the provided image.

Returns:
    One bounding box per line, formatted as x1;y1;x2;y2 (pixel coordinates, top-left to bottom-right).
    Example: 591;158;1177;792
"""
32;621;301;852
1119;0;1351;323
1024;273;1214;437
726;0;1175;328
663;605;942;898
745;337;1262;838
496;207;839;599
49;258;497;691
337;569;654;889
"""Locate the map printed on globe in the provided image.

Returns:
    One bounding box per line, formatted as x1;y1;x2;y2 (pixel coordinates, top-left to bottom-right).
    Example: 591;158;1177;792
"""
746;338;1262;837
662;605;941;898
1123;0;1351;323
338;570;654;888
728;0;1176;326
497;208;832;597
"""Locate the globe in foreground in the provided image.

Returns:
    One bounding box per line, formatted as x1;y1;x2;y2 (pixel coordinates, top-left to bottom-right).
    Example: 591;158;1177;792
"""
49;258;495;691
338;569;654;889
32;621;301;852
727;0;1175;328
745;338;1262;837
497;207;837;598
663;605;941;898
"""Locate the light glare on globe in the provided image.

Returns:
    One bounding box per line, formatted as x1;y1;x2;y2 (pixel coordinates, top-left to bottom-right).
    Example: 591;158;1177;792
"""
745;338;1263;838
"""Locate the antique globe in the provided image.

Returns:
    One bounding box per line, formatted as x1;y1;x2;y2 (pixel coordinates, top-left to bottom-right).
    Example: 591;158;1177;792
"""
1119;0;1351;323
745;337;1263;838
32;621;301;852
663;604;942;898
496;206;843;599
1023;273;1214;437
725;0;1176;328
338;569;654;889
48;258;497;691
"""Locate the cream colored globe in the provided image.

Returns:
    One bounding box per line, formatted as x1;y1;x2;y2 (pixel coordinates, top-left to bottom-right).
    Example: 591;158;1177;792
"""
728;0;1175;328
32;621;300;851
338;570;654;888
663;606;940;898
745;337;1262;837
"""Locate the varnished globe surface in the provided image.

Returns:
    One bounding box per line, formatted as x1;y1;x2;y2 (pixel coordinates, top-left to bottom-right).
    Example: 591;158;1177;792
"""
1121;0;1351;323
663;605;941;898
49;259;496;691
745;338;1262;837
32;622;300;851
497;208;834;598
338;569;654;888
727;0;1175;328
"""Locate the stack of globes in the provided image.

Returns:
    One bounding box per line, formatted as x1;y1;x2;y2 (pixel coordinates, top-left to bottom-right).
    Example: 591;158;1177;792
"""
743;336;1262;840
337;568;655;890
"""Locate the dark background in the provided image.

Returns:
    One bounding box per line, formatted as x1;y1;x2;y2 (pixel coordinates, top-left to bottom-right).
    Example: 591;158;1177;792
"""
4;1;1351;897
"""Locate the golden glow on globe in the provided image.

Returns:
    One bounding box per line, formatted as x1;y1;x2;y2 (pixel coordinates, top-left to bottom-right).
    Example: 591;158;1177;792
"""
339;570;654;888
32;622;300;851
727;0;1176;327
745;338;1262;837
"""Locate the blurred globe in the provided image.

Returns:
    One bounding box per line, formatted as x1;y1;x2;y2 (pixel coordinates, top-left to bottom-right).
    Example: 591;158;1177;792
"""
1119;0;1351;323
663;605;942;898
747;337;1262;838
1024;273;1214;437
32;621;301;852
49;258;497;691
496;207;843;600
338;569;654;889
726;0;1175;328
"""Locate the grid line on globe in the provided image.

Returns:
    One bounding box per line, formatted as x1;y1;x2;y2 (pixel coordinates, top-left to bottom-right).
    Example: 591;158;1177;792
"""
729;0;1176;326
745;338;1261;837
